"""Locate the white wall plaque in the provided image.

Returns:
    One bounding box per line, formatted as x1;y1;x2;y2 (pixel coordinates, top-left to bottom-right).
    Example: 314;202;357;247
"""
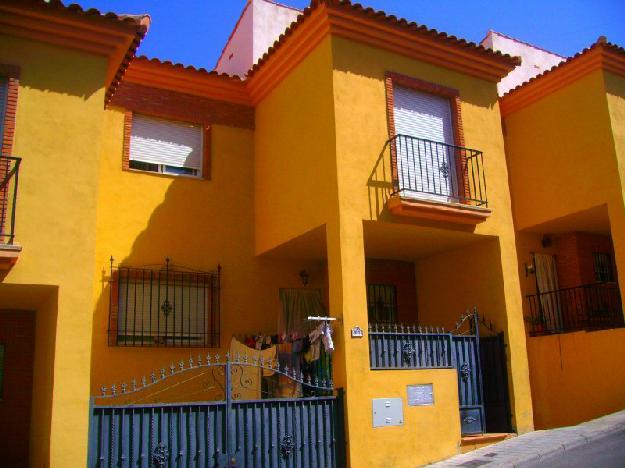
407;384;434;406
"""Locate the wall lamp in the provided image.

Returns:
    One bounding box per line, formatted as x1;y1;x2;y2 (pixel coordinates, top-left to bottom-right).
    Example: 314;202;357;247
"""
299;269;310;286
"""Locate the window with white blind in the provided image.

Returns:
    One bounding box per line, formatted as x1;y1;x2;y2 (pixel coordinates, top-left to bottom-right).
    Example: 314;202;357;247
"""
129;114;204;177
392;85;458;201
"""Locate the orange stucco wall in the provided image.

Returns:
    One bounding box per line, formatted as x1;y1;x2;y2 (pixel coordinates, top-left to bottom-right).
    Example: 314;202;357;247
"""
527;328;625;428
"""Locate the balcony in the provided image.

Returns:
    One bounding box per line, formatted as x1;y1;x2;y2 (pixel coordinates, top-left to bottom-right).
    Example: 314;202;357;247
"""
385;135;491;224
0;156;21;278
526;283;624;336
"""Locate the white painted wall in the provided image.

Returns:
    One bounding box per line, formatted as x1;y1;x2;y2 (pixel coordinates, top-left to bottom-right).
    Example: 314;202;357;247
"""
481;31;565;96
252;0;300;64
215;0;300;77
215;2;254;77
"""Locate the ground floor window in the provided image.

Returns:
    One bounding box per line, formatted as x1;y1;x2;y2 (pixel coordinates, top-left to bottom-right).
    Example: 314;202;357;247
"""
108;261;220;347
367;283;397;323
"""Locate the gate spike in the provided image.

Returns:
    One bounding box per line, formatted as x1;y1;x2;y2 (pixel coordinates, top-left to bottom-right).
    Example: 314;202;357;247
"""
284;364;290;375
307;375;312;385
121;382;127;394
206;354;212;365
161;369;166;380
418;326;423;333
189;357;194;368
197;354;202;366
170;364;176;375
142;376;147;387
299;371;304;382
132;379;137;391
243;353;249;363
151;372;157;383
215;353;220;363
111;384;117;396
179;360;185;371
259;356;265;367
101;385;107;397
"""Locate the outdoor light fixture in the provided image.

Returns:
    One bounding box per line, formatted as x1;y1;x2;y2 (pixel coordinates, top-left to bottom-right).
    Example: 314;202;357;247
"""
525;263;536;277
299;269;309;286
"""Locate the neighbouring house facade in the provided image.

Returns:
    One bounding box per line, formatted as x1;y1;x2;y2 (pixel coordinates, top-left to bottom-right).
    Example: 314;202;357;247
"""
494;36;625;429
0;0;623;467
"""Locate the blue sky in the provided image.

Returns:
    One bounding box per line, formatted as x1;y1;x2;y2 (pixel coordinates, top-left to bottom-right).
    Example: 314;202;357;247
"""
75;0;625;69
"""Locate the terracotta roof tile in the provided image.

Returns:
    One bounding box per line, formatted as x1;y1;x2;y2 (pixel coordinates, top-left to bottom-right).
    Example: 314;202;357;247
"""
6;0;151;105
502;37;625;97
135;56;245;82
248;0;521;77
13;0;150;29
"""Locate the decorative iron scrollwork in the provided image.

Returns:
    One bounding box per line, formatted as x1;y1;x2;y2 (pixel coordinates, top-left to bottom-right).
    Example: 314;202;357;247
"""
439;160;449;179
463;416;477;424
152;443;169;467
160;299;172;317
402;342;416;364
460;363;471;382
280;435;296;459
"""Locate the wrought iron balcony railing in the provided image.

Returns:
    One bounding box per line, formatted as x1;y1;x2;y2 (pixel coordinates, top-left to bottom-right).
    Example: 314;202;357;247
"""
389;134;487;207
526;283;624;336
0;156;21;245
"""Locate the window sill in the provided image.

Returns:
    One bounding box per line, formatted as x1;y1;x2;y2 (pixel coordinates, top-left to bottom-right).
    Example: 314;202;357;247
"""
386;195;491;225
124;167;208;181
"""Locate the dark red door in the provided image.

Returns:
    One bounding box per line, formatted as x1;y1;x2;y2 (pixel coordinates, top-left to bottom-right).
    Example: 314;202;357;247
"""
0;310;35;467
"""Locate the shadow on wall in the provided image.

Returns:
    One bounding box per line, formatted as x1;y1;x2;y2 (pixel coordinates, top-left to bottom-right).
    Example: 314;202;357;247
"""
367;139;394;220
88;161;329;395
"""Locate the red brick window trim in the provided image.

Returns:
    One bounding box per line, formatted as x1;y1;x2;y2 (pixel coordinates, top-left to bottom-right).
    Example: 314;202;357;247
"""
121;110;212;181
0;65;20;158
384;72;468;200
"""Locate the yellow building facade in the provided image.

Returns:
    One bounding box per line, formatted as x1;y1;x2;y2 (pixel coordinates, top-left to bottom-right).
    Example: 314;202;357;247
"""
2;1;624;467
502;38;625;429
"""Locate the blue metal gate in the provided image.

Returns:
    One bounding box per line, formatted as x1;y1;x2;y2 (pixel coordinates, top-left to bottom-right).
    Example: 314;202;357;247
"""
89;354;345;467
452;309;485;436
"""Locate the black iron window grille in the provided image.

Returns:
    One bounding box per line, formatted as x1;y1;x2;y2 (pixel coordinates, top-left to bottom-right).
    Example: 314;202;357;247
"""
367;284;397;323
389;134;487;207
593;252;615;283
108;258;220;347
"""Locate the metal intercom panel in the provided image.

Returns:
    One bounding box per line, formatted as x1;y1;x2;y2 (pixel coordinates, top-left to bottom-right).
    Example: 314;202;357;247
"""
372;398;404;427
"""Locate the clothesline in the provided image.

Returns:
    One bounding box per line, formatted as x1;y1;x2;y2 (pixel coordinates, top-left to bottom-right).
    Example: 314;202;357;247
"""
307;315;340;322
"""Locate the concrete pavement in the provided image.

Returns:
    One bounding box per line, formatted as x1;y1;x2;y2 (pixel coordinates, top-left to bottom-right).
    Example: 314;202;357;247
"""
428;409;625;467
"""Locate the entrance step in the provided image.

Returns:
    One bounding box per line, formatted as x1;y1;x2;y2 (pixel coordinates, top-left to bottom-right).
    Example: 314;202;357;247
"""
460;433;516;453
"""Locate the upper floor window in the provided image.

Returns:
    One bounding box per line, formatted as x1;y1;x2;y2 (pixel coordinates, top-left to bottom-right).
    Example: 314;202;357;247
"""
593;252;615;283
129;114;204;178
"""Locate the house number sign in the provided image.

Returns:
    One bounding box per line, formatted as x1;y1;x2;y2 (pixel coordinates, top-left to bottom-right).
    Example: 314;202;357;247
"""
407;384;434;406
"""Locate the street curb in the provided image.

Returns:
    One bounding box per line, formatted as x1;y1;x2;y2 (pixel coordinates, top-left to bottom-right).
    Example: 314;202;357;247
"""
427;409;625;467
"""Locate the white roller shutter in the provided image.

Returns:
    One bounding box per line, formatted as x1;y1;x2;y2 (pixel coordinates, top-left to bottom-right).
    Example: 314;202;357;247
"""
392;85;456;200
393;86;454;144
129;114;203;170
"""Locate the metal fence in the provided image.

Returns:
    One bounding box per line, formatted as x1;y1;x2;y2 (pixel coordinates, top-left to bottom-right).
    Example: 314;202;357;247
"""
0;156;21;244
368;309;487;435
108;258;220;348
90;353;345;467
368;323;453;369
389;134;487;207
526;283;624;335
